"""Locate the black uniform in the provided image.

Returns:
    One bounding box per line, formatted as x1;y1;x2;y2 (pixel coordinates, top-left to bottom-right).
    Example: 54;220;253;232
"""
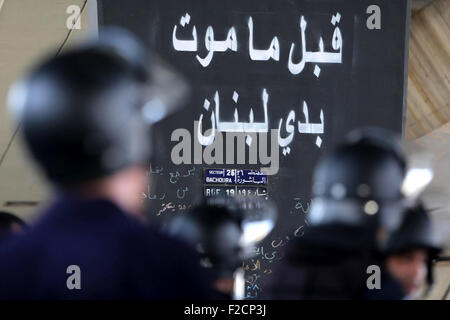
0;29;207;300
0;194;212;299
262;128;412;300
262;225;380;299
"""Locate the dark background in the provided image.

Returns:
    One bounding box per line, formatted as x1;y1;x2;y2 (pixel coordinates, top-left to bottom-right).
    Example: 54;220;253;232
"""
97;0;410;298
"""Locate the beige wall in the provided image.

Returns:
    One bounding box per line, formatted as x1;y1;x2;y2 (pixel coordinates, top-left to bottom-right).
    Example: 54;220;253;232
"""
0;0;88;221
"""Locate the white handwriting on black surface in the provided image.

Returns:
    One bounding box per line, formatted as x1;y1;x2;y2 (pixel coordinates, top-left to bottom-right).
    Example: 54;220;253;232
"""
173;12;343;76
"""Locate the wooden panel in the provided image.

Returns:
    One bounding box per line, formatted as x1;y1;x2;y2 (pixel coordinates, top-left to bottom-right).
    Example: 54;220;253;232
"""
406;0;450;139
412;0;435;12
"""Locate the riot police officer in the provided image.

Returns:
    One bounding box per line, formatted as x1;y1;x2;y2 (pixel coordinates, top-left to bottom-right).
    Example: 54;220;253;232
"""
166;196;276;300
0;28;211;299
372;202;442;299
262;128;416;299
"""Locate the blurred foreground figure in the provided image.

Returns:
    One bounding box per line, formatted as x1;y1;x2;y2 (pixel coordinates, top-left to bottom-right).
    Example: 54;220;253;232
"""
166;196;276;300
0;212;26;244
262;128;433;299
376;203;441;299
0;28;210;299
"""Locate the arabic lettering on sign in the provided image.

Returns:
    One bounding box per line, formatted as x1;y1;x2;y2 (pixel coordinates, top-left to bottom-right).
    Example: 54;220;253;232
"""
278;101;324;155
243;195;310;297
142;191;166;201
204;186;268;199
243;244;282;299
157;202;193;216
176;187;189;199
288;14;343;75
168;167;196;184
145;165;196;216
293;197;312;214
197;89;325;152
173;12;343;76
169;8;345;300
204;168;268;185
149;165;164;176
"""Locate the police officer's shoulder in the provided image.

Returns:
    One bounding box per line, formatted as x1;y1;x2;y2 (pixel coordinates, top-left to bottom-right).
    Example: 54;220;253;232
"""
133;218;201;261
117;215;212;299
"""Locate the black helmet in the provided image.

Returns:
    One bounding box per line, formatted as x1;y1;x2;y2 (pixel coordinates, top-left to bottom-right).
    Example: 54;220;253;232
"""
308;127;407;232
166;197;244;279
382;203;441;256
165;196;276;279
381;202;442;286
7;28;188;186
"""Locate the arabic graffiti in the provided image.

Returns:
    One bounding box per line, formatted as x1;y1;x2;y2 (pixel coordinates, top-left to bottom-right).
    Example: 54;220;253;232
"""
144;165;196;216
278;101;324;155
157;201;193;216
288;13;343;76
241;196;310;298
197;89;325;154
169;7;345;300
173;12;343;76
198;89;269;147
